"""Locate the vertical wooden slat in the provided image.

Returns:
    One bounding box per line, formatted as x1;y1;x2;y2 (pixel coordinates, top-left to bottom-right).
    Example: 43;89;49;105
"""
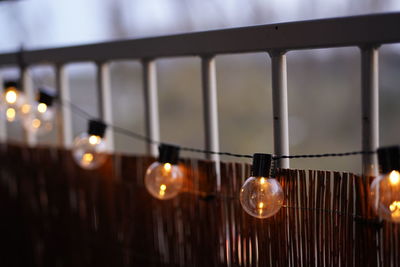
55;64;73;147
142;59;160;157
0;72;6;142
22;67;37;146
270;51;290;169
97;62;115;152
201;56;221;189
361;45;379;177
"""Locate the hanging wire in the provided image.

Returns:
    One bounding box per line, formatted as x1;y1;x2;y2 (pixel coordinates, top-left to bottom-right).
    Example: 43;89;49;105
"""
58;97;376;160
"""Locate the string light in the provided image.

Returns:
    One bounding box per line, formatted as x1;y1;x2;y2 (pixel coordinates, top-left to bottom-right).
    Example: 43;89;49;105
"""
240;154;284;219
370;146;400;223
72;120;108;170
145;144;184;200
1;81;26;122
21;89;55;135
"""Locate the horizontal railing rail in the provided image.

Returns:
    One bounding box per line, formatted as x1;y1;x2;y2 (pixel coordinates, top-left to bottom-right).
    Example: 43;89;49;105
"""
0;13;399;64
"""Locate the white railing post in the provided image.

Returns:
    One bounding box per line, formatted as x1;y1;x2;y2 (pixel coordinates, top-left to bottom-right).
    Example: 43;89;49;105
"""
142;59;160;157
361;46;379;177
201;55;221;189
22;67;37;146
270;51;290;169
55;64;73;148
0;72;6;142
97;62;115;152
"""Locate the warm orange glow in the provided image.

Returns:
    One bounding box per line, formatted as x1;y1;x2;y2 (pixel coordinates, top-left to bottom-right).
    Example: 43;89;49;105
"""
21;104;31;114
6;108;16;122
159;184;167;197
32;119;41;129
389;170;400;185
259;177;266;184
82;153;94;165
89;135;101;145
5;89;17;104
390;201;400;220
37;103;47;113
258;202;264;209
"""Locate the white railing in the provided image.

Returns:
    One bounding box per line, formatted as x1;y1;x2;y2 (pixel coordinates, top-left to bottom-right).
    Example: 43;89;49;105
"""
0;13;400;176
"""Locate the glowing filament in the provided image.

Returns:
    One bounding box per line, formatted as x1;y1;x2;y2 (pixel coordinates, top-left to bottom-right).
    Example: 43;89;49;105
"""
258;202;264;209
159;184;167;197
164;163;171;171
389;170;400;185
390;201;400;220
259;177;266;184
37;103;47;113
82;153;94;165
32;119;41;129
5;90;17;104
89;135;101;145
6;108;16;122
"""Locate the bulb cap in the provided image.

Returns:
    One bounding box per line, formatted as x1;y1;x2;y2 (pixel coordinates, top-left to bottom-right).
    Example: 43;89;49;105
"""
3;80;20;91
252;153;272;177
158;144;180;164
38;89;55;106
378;146;400;174
88;120;107;138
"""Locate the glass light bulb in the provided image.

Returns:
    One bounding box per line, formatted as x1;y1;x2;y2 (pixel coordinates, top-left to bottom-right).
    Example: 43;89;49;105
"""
370;170;400;223
0;88;27;122
21;102;54;135
144;162;184;200
240;176;284;219
72;132;107;170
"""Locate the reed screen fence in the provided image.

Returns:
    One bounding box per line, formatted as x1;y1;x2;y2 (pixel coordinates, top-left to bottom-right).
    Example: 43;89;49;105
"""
0;144;398;266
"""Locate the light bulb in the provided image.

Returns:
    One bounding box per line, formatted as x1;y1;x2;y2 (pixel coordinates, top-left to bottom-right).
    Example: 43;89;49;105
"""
1;81;26;122
22;102;54;135
240;154;284;219
370;170;400;223
144;144;184;200
21;90;56;135
72;120;108;170
370;146;400;223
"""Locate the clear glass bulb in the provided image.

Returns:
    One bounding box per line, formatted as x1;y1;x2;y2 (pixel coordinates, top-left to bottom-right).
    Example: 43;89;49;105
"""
145;162;184;200
240;176;284;219
21;102;54;135
0;88;27;122
370;170;400;223
72;132;107;170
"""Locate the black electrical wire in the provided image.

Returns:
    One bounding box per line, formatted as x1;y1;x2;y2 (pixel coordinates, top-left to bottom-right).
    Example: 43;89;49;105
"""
59;97;376;160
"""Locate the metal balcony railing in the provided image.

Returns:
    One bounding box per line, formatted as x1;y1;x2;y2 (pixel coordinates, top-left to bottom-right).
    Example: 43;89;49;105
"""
0;13;399;177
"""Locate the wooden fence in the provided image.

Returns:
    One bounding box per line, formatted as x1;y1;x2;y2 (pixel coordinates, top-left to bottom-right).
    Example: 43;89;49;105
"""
0;143;399;266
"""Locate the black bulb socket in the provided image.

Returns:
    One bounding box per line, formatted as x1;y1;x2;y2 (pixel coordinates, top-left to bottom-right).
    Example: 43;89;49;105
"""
3;80;20;91
252;153;272;177
378;146;400;174
158;144;180;165
38;89;55;107
88;120;107;138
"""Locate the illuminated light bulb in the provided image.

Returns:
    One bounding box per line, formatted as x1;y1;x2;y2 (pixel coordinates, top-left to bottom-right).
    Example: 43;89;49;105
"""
6;108;16;122
72;120;107;170
1;81;26;122
22;90;55;135
145;144;184;200
5;90;17;104
369;146;400;223
240;154;284;219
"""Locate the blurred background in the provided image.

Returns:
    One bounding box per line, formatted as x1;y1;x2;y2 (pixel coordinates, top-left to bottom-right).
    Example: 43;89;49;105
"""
0;0;399;174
